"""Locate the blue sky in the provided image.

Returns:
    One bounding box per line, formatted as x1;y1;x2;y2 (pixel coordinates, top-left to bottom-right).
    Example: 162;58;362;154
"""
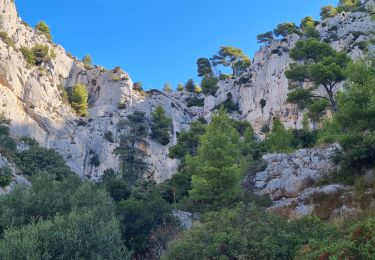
16;0;335;90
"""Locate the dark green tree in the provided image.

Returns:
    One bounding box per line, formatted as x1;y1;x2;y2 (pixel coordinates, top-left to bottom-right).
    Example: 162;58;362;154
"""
273;23;300;38
133;81;143;91
257;31;274;45
265;117;293;153
200;76;219;95
210;46;251;76
151;106;172;145
285;39;350;113
196;58;213;77
115;111;149;186
188;108;241;210
184;79;195;92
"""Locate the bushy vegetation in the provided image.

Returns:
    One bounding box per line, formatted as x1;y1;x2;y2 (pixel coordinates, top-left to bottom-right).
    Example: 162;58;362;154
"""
164;205;336;260
35;21;52;41
0;167;12;187
70;84;89;117
115;111;149;186
82;54;92;69
20;44;51;66
0;32;15;49
151;106;172;145
15;144;74;180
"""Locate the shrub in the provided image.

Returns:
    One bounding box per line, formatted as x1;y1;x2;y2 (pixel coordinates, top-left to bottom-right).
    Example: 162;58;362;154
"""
15;145;73;180
185;96;204;107
0;210;130;259
320;5;338;20
273;22;300;38
200;76;219;95
104;131;114;143
70;84;89;117
0;166;12;187
82;54;92;69
164;205;335;260
177;83;184;91
20;47;36;66
133;81;143;91
265;117;293;153
0;31;15;49
0;114;16;158
100;169;131;202
35;21;52;41
151;106;172;145
184;79;195;92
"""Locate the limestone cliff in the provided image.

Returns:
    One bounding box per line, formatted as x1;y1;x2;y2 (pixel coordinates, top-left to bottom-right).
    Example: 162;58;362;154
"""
0;0;374;182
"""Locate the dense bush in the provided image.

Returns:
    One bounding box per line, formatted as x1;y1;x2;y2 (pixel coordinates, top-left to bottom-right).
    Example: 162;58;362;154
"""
200;76;219;95
0;209;129;259
0;166;12;187
0;31;15;49
71;84;89;117
0;114;16;158
15;145;74;180
20;45;51;66
82;54;92;69
185;96;204;107
296;216;375;259
164;204;335;260
151;106;172;145
320;5;338;19
35;21;52;41
265;117;293;153
117;182;173;257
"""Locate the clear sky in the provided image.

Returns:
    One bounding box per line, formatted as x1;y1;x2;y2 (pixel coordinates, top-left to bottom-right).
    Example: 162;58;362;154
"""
16;0;336;90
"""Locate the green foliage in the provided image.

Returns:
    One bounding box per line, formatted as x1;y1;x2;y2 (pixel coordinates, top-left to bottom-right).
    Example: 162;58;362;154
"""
0;31;15;49
20;45;51;66
177;83;184;91
32;44;50;66
273;22;300;38
115;111;149;186
163;82;172;92
164;205;335;260
185;96;204;107
71;84;89;117
100;169;131;202
20;47;36;66
320;5;338;19
200;76;219;95
82;54;92;69
286;39;350;115
0;166;12;187
297;216;375;259
188;108;241;211
257;31;274;45
151;106;172;145
169;120;206;160
0;114;16;158
116;184;173;257
0;210;129;260
307;99;330;122
196;58;213;77
15;145;74;180
214;94;239;113
35;21;52;41
184;79;195;92
265;117;293;153
133;81;143;91
337;0;362;12
210;46;251;76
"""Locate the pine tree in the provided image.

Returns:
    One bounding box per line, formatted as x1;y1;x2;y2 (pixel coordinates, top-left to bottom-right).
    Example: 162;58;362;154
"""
151;106;172;145
115;111;149;186
71;84;88;117
265;117;293;153
188;108;241;210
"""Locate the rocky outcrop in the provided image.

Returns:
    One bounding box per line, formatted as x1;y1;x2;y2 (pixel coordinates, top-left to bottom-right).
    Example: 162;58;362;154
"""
203;12;375;134
246;145;340;200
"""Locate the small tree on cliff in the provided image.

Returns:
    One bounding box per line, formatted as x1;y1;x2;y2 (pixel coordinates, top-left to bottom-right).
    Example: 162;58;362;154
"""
285;39;350;115
210;46;251;76
71;84;89;117
196;58;213;77
151;106;172;145
115;111;149;186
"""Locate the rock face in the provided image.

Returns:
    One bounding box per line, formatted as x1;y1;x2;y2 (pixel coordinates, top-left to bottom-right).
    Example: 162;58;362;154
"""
248;145;340;200
0;0;373;182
